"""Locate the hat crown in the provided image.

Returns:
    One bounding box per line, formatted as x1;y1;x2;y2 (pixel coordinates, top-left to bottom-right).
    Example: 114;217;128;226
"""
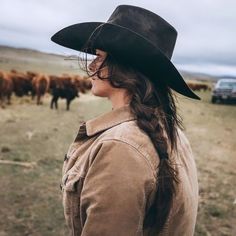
107;5;177;59
51;5;200;100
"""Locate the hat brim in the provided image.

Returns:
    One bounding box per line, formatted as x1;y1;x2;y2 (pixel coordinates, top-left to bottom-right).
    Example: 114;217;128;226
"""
51;22;200;100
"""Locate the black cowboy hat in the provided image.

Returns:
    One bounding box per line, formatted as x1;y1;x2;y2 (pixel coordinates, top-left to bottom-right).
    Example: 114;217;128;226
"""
51;5;200;100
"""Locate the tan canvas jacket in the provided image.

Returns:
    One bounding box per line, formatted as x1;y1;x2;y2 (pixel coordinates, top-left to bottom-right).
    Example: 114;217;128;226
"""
61;105;198;236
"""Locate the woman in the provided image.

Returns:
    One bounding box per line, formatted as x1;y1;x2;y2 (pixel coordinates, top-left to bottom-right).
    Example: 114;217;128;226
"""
51;5;199;236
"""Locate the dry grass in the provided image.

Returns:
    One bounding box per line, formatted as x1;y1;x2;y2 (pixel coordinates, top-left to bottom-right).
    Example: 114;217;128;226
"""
2;46;235;235
0;91;236;235
178;91;236;236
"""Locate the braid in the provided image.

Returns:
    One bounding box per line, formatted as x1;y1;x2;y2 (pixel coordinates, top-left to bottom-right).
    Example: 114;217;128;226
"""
130;92;179;234
112;67;182;234
82;53;183;233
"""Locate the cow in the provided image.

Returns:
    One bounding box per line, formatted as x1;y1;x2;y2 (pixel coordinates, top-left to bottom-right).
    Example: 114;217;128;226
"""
187;82;210;91
50;74;79;110
0;70;13;108
32;74;50;105
73;75;92;93
10;70;33;97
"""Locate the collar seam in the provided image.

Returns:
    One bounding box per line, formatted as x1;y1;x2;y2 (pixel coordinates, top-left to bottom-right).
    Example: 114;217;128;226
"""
86;117;136;136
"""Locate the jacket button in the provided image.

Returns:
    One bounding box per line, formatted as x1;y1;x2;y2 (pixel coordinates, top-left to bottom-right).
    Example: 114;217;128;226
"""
64;154;67;161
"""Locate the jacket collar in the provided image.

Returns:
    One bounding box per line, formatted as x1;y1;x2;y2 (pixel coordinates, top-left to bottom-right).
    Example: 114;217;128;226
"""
75;105;136;141
86;105;136;136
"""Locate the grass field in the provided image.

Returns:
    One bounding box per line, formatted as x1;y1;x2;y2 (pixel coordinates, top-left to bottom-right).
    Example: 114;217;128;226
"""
0;46;236;235
0;93;111;236
0;90;235;236
0;46;85;76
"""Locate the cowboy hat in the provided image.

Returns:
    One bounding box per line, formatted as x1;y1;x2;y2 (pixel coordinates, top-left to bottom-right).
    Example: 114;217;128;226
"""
51;5;200;100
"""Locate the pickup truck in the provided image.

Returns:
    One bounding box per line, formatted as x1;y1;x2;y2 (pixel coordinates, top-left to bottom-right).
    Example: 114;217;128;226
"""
211;78;236;103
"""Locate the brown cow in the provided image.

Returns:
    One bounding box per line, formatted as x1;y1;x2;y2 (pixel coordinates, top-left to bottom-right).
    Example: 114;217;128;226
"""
49;75;61;91
32;74;50;105
0;71;13;108
73;75;92;93
81;76;92;91
187;82;210;91
10;70;34;97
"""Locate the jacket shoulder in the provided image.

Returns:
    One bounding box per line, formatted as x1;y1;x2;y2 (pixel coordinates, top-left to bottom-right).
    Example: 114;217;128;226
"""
96;120;159;172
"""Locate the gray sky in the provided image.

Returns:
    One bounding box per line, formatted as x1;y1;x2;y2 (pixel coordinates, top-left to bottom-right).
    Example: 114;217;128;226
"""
1;0;236;76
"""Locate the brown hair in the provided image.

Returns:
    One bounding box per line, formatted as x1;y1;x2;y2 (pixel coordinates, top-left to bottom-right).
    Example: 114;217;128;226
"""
82;51;183;234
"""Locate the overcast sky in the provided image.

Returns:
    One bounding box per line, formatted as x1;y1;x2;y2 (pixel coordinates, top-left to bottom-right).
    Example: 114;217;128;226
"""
1;0;236;76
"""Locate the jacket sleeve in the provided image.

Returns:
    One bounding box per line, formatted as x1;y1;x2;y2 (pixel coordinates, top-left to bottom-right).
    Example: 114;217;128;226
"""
80;139;155;236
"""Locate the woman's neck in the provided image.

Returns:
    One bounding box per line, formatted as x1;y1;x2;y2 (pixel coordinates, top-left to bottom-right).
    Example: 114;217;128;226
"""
108;89;131;110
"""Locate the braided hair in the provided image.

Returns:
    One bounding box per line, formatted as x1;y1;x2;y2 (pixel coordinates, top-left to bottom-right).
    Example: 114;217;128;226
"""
82;52;183;234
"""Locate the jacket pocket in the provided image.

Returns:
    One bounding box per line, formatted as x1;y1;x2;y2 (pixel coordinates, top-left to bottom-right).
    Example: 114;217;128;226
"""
62;163;86;191
62;173;85;217
63;173;83;192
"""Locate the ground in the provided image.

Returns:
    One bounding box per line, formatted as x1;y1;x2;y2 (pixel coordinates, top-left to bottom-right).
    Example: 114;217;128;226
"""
0;90;235;236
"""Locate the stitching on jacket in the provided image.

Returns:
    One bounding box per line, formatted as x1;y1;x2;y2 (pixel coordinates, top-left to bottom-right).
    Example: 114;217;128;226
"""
136;185;146;235
88;138;157;234
101;138;157;180
136;181;155;235
87;116;135;136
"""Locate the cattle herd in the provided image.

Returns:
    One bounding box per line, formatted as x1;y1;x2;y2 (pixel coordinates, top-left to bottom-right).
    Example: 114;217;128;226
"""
186;82;211;92
0;69;92;110
0;69;211;110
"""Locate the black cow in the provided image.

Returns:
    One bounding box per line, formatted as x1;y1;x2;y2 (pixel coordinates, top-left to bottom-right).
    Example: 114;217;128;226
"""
50;75;79;110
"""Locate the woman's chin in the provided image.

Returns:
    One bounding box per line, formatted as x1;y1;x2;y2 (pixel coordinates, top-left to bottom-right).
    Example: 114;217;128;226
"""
91;89;105;97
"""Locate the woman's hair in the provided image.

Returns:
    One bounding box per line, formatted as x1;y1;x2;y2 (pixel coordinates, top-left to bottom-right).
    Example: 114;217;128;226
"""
81;50;183;234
